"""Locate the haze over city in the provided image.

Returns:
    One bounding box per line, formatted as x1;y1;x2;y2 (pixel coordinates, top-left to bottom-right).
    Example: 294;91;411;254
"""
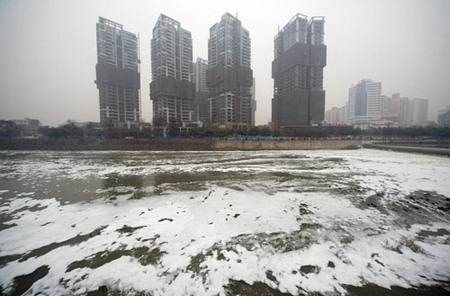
2;1;450;295
1;0;449;126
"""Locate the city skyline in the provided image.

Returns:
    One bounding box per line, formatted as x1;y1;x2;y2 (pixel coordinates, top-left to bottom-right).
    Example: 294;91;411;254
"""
325;81;431;129
1;0;449;126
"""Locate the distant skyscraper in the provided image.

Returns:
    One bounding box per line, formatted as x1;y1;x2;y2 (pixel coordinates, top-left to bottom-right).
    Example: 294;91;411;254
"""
207;13;254;128
398;96;413;127
250;78;257;126
347;79;381;127
150;14;194;125
193;58;209;124
272;14;327;128
411;98;428;126
325;107;340;125
95;17;140;123
194;58;208;93
325;106;347;125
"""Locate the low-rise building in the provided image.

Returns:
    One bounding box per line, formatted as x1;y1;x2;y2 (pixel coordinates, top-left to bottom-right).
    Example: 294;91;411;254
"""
13;118;41;138
438;106;450;127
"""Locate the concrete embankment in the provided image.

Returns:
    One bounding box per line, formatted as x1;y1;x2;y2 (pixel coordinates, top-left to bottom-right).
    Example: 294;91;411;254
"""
214;139;361;150
364;143;450;156
0;138;362;151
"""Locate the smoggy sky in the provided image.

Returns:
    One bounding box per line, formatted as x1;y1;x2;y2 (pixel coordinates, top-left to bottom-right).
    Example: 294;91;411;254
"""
1;0;449;126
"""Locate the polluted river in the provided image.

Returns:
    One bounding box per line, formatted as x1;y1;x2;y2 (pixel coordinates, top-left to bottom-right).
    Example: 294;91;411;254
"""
0;149;449;295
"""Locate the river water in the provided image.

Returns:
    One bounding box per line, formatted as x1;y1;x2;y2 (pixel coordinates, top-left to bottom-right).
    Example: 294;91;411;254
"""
0;149;449;295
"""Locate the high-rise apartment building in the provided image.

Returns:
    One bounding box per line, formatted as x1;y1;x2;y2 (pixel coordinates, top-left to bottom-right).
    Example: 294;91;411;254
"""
380;93;420;127
95;17;141;123
398;97;412;127
207;13;254;128
325;106;347;125
194;58;208;93
150;14;195;125
347;79;381;127
411;98;428;126
272;14;326;128
250;78;257;126
193;58;209;124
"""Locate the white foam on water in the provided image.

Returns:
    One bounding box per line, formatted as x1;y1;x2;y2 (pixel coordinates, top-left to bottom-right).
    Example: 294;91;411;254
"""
0;149;449;295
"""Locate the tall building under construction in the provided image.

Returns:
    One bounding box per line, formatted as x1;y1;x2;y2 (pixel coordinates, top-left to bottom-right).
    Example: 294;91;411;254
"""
272;14;326;128
207;13;254;128
150;14;195;126
193;58;210;125
95;17;141;123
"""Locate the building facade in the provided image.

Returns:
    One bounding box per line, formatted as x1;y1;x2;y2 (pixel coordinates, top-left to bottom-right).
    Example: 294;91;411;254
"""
95;17;141;123
325;106;347;125
347;79;381;128
12;118;41;138
411;98;428;126
150;14;195;126
206;13;254;128
272;14;327;129
193;57;209;125
250;78;257;126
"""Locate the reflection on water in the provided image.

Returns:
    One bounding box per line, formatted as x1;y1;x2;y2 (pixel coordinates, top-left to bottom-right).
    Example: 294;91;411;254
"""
101;174;145;200
102;174;144;189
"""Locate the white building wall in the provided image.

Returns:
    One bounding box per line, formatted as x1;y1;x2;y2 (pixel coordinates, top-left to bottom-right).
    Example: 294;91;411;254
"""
412;98;428;126
365;80;381;118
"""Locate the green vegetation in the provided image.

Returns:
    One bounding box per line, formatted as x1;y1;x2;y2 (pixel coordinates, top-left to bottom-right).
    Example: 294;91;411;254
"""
0;120;20;138
39;122;84;138
188;126;272;137
280;126;450;138
361;126;450;138
2;120;449;139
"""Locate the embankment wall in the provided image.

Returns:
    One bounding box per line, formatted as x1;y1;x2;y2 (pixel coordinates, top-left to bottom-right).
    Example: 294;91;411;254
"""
364;143;450;156
0;138;362;151
213;139;361;150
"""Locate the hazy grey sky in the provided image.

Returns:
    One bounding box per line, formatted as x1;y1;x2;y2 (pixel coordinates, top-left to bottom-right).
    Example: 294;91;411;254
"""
1;0;449;126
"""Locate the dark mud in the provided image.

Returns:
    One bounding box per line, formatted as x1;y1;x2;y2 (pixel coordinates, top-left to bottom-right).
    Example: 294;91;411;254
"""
355;190;450;225
0;226;106;267
66;246;165;272
345;283;450;296
1;150;449;295
5;265;49;296
225;279;294;296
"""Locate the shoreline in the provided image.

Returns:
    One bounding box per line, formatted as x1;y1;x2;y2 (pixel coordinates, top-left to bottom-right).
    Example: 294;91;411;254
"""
364;143;450;156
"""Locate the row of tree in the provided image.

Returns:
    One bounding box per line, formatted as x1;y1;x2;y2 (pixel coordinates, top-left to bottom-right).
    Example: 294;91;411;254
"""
281;126;450;138
33;125;450;139
2;120;450;139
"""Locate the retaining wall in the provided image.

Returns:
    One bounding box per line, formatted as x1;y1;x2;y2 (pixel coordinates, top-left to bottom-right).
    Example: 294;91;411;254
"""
213;139;361;150
0;138;362;151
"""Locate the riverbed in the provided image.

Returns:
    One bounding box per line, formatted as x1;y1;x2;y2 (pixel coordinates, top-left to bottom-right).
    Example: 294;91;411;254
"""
0;149;449;295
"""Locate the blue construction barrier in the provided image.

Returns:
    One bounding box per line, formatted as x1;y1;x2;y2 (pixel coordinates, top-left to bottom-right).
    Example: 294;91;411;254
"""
236;135;273;140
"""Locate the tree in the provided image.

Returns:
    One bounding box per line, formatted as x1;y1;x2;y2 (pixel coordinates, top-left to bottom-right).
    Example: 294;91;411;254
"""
0;121;20;138
168;119;180;137
39;121;84;138
153;115;166;127
61;122;83;138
